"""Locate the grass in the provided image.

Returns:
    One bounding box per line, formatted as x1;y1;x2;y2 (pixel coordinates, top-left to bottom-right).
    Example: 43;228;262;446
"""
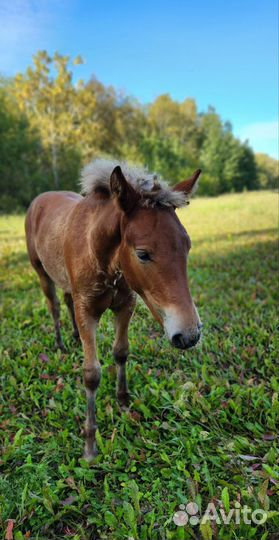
0;190;278;540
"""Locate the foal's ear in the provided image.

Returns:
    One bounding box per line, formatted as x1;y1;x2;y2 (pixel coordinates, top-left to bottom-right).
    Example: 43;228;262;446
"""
110;166;140;213
172;169;202;197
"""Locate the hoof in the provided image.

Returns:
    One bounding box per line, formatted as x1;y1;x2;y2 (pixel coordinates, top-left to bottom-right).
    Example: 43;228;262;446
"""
57;341;66;353
117;391;131;408
73;330;80;342
83;447;98;462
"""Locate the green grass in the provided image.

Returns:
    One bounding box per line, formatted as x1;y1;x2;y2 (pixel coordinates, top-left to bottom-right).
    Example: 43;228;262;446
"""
0;191;278;540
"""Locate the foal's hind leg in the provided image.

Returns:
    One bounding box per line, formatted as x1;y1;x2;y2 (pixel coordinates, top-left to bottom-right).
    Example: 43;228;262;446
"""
35;263;65;351
64;292;80;341
112;296;136;407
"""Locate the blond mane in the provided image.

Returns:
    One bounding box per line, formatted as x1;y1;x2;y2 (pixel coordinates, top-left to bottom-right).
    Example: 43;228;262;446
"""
80;158;188;208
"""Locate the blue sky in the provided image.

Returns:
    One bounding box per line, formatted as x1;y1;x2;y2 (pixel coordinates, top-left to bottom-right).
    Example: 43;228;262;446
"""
0;0;278;158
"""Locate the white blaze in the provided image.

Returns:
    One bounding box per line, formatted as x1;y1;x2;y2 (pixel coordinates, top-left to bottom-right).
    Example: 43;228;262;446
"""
163;305;201;340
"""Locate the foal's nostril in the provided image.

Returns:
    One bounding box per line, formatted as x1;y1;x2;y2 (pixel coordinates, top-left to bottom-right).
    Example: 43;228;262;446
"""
172;333;186;349
172;331;200;350
188;332;200;348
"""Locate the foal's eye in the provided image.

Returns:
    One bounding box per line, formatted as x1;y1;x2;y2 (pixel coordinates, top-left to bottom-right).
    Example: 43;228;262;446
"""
136;250;152;262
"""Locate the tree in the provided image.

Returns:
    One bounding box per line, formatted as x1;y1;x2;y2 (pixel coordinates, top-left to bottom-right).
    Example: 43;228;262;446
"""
13;51;83;190
142;95;201;182
224;138;258;192
0;82;41;211
199;110;259;194
199;109;229;194
0;49;277;212
256;153;279;189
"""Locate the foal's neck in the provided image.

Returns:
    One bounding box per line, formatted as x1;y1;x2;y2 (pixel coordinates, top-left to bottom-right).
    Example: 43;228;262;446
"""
87;196;122;275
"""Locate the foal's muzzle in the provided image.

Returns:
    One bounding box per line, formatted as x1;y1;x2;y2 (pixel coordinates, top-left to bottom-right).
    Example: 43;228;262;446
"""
172;329;201;350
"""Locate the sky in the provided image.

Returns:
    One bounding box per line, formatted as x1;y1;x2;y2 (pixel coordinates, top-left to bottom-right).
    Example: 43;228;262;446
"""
0;0;278;159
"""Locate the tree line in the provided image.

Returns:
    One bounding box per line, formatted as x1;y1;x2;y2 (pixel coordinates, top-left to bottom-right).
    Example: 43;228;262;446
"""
0;51;278;211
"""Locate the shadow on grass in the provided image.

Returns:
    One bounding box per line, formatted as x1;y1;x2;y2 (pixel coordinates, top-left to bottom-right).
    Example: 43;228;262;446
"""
1;251;35;293
1;250;28;266
194;227;278;246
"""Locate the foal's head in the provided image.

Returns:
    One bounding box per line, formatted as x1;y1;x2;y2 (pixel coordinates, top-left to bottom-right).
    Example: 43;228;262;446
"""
111;166;202;350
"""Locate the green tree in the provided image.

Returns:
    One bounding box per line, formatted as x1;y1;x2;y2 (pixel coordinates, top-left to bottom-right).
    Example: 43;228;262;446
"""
14;51;82;190
142;94;201;182
199;109;229;194
139;133;185;182
199;109;259;194
224;138;259;192
0;82;42;211
256;153;279;189
0;49;277;212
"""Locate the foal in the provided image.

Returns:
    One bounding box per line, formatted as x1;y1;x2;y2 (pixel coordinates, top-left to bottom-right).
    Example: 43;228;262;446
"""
25;159;202;459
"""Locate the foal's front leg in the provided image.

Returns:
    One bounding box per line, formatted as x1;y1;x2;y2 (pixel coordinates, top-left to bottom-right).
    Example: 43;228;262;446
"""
74;300;101;460
112;297;136;407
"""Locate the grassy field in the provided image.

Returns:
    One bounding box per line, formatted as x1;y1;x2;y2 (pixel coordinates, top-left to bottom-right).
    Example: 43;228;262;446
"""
0;191;278;540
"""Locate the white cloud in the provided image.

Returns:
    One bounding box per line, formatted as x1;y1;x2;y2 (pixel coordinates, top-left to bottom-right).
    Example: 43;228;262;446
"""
236;120;279;159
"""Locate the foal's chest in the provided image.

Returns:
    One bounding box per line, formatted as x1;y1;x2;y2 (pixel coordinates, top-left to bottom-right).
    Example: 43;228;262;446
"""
92;270;129;308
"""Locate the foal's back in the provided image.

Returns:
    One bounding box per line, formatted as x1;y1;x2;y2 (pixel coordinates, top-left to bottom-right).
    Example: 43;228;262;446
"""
25;191;82;292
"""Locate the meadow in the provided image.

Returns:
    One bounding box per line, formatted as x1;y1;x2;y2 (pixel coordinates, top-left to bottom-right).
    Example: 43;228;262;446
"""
0;191;278;540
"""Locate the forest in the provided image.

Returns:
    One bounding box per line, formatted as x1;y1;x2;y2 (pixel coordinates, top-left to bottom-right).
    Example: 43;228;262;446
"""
0;51;278;211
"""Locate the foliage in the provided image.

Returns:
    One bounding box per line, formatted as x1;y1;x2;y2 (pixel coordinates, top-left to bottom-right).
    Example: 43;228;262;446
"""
0;191;278;539
0;86;41;212
13;51;83;192
0;51;278;211
256;154;279;190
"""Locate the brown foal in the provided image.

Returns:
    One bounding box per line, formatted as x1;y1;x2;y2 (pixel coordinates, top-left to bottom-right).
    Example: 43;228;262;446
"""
25;159;202;459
